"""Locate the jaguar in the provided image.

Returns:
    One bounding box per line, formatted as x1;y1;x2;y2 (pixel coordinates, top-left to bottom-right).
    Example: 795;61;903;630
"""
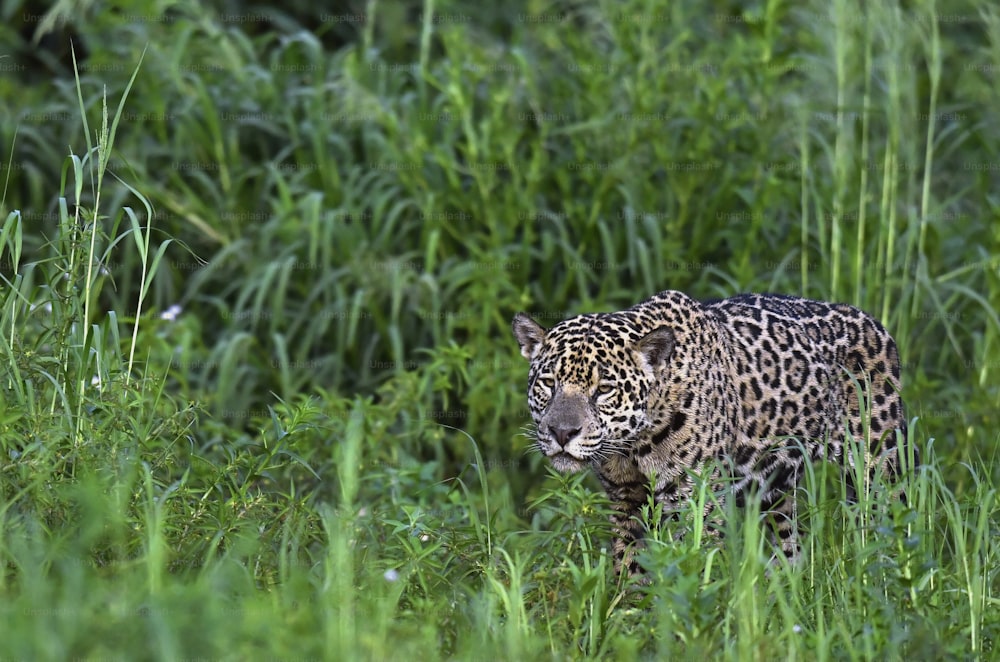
512;290;913;575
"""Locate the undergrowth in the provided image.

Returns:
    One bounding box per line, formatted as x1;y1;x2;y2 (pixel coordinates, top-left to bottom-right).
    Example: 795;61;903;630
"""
1;0;998;659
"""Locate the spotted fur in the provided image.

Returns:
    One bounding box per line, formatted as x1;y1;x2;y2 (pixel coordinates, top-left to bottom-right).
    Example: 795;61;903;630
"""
512;290;913;575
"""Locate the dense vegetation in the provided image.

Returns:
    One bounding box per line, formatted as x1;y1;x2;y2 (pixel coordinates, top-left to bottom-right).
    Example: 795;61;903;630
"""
1;0;998;658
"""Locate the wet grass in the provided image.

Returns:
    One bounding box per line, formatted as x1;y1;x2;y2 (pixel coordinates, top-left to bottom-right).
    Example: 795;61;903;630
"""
1;0;998;659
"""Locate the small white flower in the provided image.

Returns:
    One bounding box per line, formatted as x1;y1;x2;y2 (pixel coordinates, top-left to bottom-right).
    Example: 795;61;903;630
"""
160;304;182;321
91;374;102;389
383;569;399;582
793;624;802;634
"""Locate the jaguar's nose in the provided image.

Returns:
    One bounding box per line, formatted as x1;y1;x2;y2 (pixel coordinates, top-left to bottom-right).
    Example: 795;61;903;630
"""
548;424;581;448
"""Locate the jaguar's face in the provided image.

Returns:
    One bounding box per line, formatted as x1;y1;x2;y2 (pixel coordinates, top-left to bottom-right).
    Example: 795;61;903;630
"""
512;313;675;472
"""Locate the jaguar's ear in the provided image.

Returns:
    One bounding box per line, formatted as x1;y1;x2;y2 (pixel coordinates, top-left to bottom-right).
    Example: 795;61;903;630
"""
635;327;675;371
512;313;547;361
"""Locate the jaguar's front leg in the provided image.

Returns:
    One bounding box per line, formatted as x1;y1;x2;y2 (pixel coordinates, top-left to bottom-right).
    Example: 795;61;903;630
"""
609;500;647;578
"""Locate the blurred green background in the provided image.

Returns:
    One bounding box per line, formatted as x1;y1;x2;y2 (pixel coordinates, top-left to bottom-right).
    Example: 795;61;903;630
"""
3;0;996;479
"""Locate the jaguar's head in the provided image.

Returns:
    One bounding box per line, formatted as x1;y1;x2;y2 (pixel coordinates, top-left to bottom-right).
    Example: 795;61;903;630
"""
511;312;674;472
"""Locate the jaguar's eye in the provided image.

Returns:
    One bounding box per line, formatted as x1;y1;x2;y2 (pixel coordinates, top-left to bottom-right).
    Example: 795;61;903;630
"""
596;383;615;396
536;376;556;390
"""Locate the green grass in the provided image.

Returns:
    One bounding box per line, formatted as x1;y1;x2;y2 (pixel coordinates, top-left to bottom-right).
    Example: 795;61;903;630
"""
1;0;999;659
